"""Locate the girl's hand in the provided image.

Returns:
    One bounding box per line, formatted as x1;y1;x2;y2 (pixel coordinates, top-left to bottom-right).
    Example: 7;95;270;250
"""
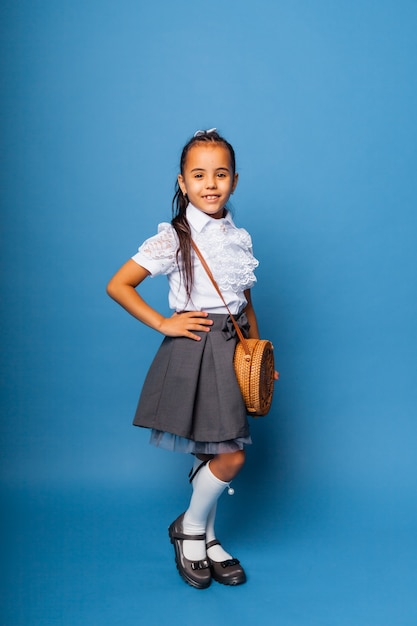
107;261;213;339
274;371;280;380
158;311;213;341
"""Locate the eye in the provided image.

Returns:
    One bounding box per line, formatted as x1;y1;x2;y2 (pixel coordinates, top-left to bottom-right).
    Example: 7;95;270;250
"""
194;173;203;179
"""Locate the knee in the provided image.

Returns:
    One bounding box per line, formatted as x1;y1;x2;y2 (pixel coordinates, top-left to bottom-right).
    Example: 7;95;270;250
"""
230;449;245;474
211;450;245;482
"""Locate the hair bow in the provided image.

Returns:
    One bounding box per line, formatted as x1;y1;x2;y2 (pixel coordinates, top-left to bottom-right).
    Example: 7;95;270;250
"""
194;128;217;137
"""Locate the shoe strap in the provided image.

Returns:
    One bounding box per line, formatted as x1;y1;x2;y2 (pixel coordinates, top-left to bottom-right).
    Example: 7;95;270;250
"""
206;539;221;550
188;459;210;484
171;529;206;541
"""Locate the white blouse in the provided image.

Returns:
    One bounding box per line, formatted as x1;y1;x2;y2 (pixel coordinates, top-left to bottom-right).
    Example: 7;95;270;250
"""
132;204;259;314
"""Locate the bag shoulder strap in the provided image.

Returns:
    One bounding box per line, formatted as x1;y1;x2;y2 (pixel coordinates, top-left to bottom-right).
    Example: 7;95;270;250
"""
191;240;251;356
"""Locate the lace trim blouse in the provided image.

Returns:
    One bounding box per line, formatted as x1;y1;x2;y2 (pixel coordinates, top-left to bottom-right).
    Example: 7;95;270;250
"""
132;204;259;314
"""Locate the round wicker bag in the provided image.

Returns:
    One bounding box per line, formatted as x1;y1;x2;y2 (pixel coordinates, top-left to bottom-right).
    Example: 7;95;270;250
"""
234;338;275;417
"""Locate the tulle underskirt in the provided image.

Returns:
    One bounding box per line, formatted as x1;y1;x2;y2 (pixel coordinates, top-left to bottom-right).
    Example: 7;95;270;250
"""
149;429;252;454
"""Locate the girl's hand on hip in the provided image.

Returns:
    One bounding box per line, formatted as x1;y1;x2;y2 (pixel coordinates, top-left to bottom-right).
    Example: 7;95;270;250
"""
158;311;213;341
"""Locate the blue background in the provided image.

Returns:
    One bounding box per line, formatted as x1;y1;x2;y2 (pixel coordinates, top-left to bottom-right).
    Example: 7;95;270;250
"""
1;1;416;624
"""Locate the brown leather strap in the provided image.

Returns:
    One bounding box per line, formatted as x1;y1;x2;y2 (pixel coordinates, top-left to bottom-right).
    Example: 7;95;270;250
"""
191;240;251;356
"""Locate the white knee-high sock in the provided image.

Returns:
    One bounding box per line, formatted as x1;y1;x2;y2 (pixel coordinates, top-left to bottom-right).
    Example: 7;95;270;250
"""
190;458;234;562
182;462;227;561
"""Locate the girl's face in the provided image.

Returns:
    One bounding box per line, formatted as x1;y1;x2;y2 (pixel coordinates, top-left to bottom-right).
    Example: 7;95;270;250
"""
178;143;238;219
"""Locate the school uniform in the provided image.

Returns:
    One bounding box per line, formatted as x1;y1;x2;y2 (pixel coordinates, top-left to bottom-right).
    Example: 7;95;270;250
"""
131;203;259;454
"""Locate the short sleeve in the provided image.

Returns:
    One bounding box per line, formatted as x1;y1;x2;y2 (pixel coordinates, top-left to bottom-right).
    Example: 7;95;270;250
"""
131;223;178;276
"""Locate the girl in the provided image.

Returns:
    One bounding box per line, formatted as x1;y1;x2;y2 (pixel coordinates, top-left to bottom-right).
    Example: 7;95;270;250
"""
107;129;276;589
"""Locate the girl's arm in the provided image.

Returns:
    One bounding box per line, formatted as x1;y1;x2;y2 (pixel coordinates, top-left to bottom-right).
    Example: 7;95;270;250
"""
107;259;213;341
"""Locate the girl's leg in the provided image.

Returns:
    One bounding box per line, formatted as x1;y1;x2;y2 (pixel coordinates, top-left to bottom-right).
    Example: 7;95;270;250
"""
209;449;245;482
169;450;246;587
181;457;234;561
196;451;247;585
190;450;245;562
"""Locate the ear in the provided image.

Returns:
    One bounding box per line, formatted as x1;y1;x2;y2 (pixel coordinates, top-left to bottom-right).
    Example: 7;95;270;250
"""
231;172;239;193
178;174;187;195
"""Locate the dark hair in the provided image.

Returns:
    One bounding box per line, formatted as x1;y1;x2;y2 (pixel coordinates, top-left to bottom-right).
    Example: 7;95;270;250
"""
171;130;236;302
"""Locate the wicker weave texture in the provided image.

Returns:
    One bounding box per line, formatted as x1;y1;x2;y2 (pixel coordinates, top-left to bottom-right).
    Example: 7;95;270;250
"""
233;339;275;417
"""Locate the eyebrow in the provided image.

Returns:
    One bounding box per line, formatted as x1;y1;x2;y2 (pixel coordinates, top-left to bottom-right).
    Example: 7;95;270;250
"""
190;167;231;172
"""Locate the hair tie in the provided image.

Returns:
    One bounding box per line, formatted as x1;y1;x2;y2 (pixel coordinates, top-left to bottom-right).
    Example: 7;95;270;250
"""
194;128;217;137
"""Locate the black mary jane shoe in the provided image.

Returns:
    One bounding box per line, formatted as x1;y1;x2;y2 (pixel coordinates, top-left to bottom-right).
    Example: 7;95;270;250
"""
168;513;211;589
206;539;247;586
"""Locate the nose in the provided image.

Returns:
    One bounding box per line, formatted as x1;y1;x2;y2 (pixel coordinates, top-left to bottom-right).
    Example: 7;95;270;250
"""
206;176;217;189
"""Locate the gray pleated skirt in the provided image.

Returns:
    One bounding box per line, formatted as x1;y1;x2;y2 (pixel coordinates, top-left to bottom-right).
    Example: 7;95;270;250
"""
133;313;252;454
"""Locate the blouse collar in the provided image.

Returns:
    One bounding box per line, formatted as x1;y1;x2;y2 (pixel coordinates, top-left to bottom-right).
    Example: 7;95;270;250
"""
186;203;234;233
